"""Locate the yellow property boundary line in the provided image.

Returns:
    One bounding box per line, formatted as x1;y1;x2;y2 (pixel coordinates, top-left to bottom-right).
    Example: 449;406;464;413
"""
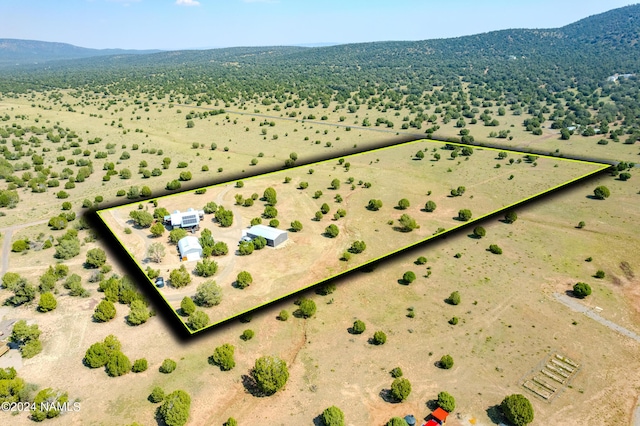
95;138;610;335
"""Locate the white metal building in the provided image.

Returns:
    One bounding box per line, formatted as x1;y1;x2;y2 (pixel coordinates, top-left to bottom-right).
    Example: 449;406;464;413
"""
245;224;288;247
163;208;205;230
177;236;203;261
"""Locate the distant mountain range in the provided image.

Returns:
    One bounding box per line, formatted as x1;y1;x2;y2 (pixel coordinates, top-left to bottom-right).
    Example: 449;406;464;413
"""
1;4;639;95
0;39;162;65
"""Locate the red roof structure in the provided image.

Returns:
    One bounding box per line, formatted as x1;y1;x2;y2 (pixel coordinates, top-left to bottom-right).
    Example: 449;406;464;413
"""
432;407;449;422
424;420;440;426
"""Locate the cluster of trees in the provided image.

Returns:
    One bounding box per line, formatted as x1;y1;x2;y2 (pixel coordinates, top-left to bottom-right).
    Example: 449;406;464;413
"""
10;320;43;358
84;335;141;377
151;388;191;426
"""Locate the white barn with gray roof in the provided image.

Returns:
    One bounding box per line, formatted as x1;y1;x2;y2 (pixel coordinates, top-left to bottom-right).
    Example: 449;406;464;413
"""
245;225;288;247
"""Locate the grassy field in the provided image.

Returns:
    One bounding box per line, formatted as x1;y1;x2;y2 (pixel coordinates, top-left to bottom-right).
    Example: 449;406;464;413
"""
98;140;607;330
0;90;638;425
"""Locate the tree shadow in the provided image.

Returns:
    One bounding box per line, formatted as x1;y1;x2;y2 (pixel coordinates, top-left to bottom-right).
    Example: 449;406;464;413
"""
585;195;601;200
467;233;481;239
425;399;439;411
392;226;412;233
312;414;325;426
486;404;505;424
379;388;399;403
241;374;267;397
397;279;410;286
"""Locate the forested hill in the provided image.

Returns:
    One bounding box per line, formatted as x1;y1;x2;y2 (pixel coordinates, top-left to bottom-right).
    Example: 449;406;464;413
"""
1;4;639;97
0;39;162;65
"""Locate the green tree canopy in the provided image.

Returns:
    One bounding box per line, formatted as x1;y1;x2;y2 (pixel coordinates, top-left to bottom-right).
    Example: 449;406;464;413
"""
252;356;289;395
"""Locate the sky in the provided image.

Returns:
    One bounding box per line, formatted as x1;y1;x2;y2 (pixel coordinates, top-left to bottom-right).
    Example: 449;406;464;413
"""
0;0;636;50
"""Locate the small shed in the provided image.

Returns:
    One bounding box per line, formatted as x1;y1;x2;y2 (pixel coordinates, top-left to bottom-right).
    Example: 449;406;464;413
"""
177;236;203;261
164;208;204;230
246;224;288;247
424;421;440;426
431;407;449;424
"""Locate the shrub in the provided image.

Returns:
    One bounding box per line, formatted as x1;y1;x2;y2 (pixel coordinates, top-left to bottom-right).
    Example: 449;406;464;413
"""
132;358;148;373
238;240;254;255
278;310;289;321
352;320;366;334
212;343;236;371
291;220;303;232
322;406;345;426
387;417;409;426
397;198;410;210
325;224;339;238
367;199;383;211
38;292;57;312
504;211;518;224
170;265;191;288
473;226;486;238
225;418;238;426
236;271;253;289
416;256;427;265
349;240;366;253
437;391;456;412
11;240;29;252
402;271;416;284
577;221;586;229
150;222;165;237
106;351;132;377
187;310;209;330
252;355;289;395
48;215;68;230
573;282;592;298
489;244;503;255
390;367;403;378
424;200;437;212
127;300;150;326
297;298;317;318
149;386;165;403
168;228;189;244
93;299;116;322
158;390;191;426
194;258;218;277
194;280;222;307
447;291;461;305
85;248;107;268
500;394;534;426
448;316;459;325
84;342;109;368
240;329;255;341
180;297;196;316
390;377;412;401
398;214;419;231
458;209;472;221
160;358;177;374
595;270;605;279
439;354;454;369
593;185;610;200
31;388;68;421
372;330;387;345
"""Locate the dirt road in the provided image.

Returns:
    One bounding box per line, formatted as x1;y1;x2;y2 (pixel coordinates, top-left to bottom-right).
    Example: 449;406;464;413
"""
553;292;640;343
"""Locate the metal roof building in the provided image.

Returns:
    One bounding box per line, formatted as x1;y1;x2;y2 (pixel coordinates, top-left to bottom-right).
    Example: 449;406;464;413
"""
246;224;288;247
177;236;203;261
